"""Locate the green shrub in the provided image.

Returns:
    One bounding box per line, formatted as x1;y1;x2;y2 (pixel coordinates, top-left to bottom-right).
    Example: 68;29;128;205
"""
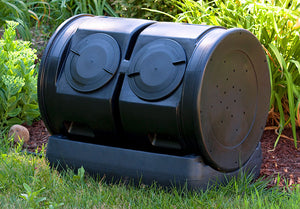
111;0;180;21
170;0;300;148
0;21;40;133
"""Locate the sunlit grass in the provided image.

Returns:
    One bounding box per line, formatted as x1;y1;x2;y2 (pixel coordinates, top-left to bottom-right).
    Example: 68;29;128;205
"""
0;141;299;208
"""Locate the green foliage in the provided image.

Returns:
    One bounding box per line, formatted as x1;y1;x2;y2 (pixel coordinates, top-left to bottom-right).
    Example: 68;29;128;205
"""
48;0;117;28
0;0;50;40
0;21;40;133
171;0;300;148
0;0;117;40
72;166;85;184
20;183;47;209
0;0;31;40
112;0;180;21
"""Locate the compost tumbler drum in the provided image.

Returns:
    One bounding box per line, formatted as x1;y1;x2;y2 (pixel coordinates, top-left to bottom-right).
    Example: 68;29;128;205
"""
38;15;270;172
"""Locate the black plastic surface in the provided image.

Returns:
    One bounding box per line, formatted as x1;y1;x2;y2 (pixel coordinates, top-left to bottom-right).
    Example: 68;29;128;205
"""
118;22;219;154
38;15;270;174
128;38;186;100
46;135;262;190
38;16;155;139
180;28;270;171
65;33;120;92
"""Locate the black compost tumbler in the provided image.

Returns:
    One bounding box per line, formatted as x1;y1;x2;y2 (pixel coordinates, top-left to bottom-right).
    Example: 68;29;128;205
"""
39;15;270;189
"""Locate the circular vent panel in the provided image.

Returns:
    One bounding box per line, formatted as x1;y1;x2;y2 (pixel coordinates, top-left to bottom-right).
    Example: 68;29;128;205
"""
66;33;120;92
128;39;186;100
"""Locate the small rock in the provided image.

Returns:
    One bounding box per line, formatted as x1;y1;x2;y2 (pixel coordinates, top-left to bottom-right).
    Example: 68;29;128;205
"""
8;124;30;144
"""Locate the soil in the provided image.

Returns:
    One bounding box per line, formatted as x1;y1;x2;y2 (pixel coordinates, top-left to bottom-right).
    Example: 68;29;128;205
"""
24;120;300;188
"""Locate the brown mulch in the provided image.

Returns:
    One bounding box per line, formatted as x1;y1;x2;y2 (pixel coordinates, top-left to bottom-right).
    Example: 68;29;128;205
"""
24;120;300;188
260;129;300;187
24;120;50;153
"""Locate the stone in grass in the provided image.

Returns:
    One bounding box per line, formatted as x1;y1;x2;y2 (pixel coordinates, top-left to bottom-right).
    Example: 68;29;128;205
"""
8;124;30;144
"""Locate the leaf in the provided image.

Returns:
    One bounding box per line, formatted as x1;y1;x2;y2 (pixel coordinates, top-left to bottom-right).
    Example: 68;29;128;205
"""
20;193;29;200
7;107;21;117
6;117;23;126
268;43;287;71
7;96;16;104
290;60;300;74
0;88;7;105
23;183;32;193
23;103;39;111
35;197;47;204
78;166;85;180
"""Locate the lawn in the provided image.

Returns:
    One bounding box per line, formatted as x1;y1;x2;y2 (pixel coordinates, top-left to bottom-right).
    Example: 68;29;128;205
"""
0;144;299;208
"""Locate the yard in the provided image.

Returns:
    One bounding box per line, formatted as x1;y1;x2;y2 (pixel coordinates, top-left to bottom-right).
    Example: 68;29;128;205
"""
0;0;299;208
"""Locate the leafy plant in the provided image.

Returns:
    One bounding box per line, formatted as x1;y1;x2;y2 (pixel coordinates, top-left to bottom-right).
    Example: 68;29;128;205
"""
0;0;50;40
20;183;46;209
72;166;85;184
0;21;40;133
111;0;179;21
48;0;117;28
169;0;300;148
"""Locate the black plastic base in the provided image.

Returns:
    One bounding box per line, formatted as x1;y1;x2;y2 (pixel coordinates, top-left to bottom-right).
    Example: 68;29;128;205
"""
46;135;262;190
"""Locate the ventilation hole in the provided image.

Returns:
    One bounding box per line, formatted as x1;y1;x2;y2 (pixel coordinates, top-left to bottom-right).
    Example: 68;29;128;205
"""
231;114;234;118
234;99;236;103
261;126;264;130
243;112;246;115
232;86;235;89
226;78;229;81
209;150;212;153
220;101;223;104
210;58;213;62
235;161;238;164
226;106;229;110
264;60;267;63
236;129;238;132
224;91;226;94
224;60;226;63
210;105;214;108
233;69;236;72
221;120;223;124
239;89;242;92
216;85;219;88
239;32;242;35
245;69;248;73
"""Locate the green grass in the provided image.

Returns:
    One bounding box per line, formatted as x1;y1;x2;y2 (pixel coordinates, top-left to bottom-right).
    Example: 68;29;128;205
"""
0;137;299;208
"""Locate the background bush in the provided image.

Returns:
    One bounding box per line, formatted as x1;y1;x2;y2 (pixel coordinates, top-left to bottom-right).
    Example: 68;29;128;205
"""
0;0;117;40
48;0;117;29
0;21;40;134
111;0;179;21
0;0;50;40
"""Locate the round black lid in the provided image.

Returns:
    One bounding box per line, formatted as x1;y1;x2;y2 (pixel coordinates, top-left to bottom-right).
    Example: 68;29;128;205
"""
66;33;120;92
193;29;270;171
128;39;186;101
